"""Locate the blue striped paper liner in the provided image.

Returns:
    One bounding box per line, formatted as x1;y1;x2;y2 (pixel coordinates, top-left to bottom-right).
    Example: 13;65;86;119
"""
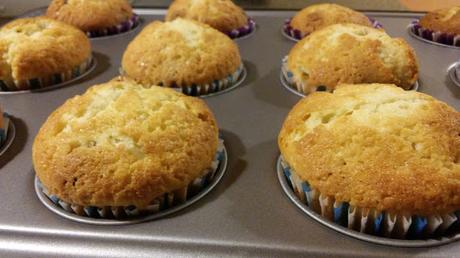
0;56;93;92
283;16;383;42
409;20;460;47
38;139;225;219
279;156;459;239
86;14;140;38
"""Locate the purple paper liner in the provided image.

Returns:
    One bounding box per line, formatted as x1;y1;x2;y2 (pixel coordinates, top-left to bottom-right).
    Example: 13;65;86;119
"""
86;14;140;38
283;16;383;41
226;18;256;39
409;20;460;47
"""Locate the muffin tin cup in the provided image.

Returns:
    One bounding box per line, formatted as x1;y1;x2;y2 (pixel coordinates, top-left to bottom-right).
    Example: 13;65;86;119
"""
0;113;16;156
35;140;228;225
447;61;460;88
228;18;257;40
408;20;460;48
280;56;419;97
0;56;96;94
276;155;460;247
281;17;383;42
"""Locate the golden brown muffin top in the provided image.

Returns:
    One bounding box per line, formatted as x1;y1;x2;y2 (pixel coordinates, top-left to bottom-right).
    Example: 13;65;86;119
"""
290;3;372;35
0;17;91;85
122;18;241;87
419;6;460;35
33;78;219;208
46;0;133;32
279;84;460;216
166;0;248;33
287;23;418;93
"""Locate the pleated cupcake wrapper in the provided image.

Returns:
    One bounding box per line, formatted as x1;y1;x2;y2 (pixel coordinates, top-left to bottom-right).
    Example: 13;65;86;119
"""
283;17;383;41
86;14;140;38
165;64;243;96
280;157;460;239
39;139;225;219
409;20;460;47
227;18;256;39
0;57;93;92
0;113;10;147
281;56;328;94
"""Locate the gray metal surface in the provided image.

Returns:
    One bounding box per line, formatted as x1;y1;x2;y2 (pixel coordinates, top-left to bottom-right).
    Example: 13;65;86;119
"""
0;9;459;257
276;156;460;248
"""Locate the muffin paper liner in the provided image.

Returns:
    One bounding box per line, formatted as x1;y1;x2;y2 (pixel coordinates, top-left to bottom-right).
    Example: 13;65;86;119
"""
227;18;256;39
281;56;419;96
0;56;94;92
86;14;140;38
37;139;225;220
283;17;383;41
0;113;9;147
280;157;460;239
409;20;460;47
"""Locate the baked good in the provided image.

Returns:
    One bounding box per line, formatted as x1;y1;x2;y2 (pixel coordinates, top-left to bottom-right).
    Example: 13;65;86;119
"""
284;23;418;94
410;6;460;47
419;6;460;36
33;78;220;216
166;0;255;38
279;83;460;238
122;18;243;96
284;4;375;40
46;0;139;37
0;17;92;91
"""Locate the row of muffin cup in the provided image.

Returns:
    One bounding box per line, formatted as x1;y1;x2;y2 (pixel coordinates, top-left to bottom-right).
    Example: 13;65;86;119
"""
0;1;459;247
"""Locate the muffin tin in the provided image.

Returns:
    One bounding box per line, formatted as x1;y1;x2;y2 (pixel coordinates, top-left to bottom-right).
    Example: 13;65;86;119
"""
0;9;459;257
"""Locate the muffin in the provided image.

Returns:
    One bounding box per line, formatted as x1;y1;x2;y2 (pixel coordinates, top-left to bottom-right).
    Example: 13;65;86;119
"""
283;3;380;41
0;17;92;91
279;83;460;239
411;6;460;46
166;0;255;39
283;24;418;94
46;0;139;37
122;18;243;96
33;78;222;218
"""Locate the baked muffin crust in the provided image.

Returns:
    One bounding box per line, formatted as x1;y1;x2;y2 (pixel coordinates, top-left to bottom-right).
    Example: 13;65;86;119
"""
166;0;248;33
33;78;219;208
419;6;460;35
0;17;91;89
287;23;418;92
122;18;241;87
290;3;372;36
279;84;460;216
46;0;134;32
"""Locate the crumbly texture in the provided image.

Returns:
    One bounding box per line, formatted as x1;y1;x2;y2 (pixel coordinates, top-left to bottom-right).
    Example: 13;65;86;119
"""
287;24;418;93
166;0;248;33
33;78;219;208
122;18;241;87
46;0;133;32
279;84;460;216
0;17;91;89
419;6;460;35
290;4;372;35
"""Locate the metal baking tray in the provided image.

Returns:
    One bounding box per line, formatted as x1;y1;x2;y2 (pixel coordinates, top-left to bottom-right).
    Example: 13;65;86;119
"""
0;9;459;257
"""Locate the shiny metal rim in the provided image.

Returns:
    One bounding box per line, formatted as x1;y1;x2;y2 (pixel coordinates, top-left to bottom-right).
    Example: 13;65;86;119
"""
407;25;460;49
234;23;257;41
280;70;420;97
0;58;97;95
447;62;460;88
0;119;16;156
35;146;228;225
280;26;299;42
276;155;460;247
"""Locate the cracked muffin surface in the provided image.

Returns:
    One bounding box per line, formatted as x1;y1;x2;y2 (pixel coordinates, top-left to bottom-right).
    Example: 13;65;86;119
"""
278;83;460;216
0;17;91;90
287;23;418;93
33;78;219;208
